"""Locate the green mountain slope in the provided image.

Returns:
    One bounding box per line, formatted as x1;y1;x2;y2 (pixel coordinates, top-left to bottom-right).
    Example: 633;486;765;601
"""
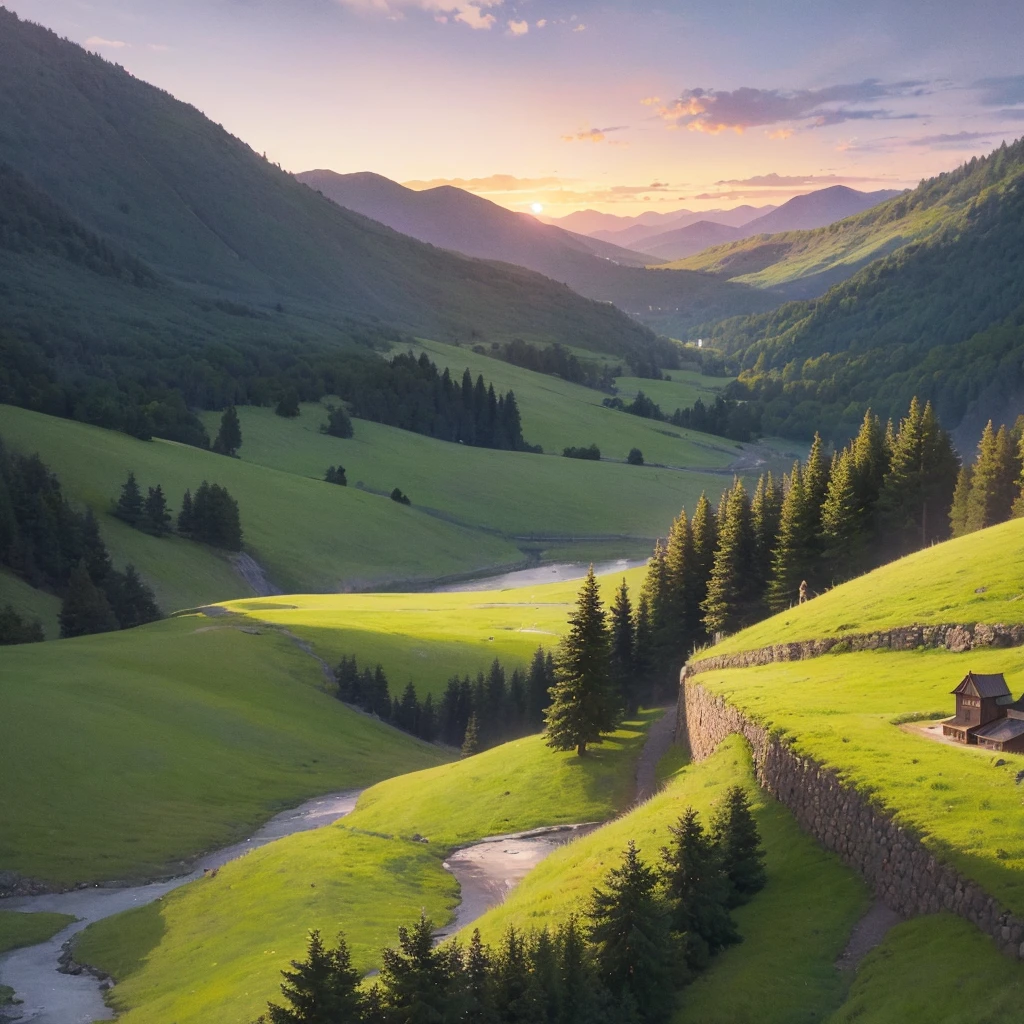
0;9;665;360
704;138;1024;437
667;153;1015;299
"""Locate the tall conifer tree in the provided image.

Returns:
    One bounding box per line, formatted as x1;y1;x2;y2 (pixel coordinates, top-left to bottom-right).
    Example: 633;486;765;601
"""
662;510;692;663
688;493;716;645
820;448;863;580
213;405;243;456
949;465;973;536
609;579;637;714
702;480;754;637
767;464;817;612
545;568;617;756
966;421;1016;532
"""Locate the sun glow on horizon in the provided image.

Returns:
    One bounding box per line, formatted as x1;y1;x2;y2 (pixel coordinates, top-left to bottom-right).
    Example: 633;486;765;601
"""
530;202;544;214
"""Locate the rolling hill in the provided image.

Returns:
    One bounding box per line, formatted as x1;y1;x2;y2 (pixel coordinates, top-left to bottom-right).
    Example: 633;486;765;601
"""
553;204;774;246
706;137;1024;438
295;169;780;336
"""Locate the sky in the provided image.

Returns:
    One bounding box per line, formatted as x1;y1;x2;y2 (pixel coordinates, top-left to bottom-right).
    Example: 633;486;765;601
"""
10;0;1024;218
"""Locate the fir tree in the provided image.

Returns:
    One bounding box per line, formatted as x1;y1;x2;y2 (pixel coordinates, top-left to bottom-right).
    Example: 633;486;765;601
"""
107;564;160;629
325;465;348;486
142;485;172;537
213;405;243;456
492;928;536;1024
264;930;364;1024
545;567;617;756
632;593;655;709
276;389;301;418
661;808;738;971
949;465;973;537
609;578;637;714
463;930;494;1024
322;405;354;439
749;474;781;591
851;409;888;516
556;916;605;1024
60;559;118;638
0;604;44;645
113;471;144;526
639;542;670;695
701;480;754;637
710;786;766;907
687;493;716;647
178;488;195;535
461;713;482;758
966;421;1016;532
378;914;460;1023
802;432;830;517
662;510;693;667
766;465;816;612
820;448;863;580
525;648;553;729
191;481;243;550
587;842;674;1024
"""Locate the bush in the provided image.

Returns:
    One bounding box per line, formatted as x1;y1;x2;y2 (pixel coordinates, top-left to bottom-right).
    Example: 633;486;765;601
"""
627;448;644;465
390;488;411;506
322;405;353;439
325;465;347;486
562;444;601;461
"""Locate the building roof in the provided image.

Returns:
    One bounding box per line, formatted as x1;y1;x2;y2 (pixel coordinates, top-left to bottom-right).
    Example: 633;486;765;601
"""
974;717;1024;744
941;715;978;730
952;672;1011;698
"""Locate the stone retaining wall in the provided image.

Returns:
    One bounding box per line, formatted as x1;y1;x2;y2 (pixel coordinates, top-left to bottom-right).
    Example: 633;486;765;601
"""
677;675;1024;960
688;621;1024;676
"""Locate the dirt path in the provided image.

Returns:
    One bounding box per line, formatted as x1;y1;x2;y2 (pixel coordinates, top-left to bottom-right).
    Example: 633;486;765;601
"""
836;900;903;971
633;704;679;805
0;792;362;1024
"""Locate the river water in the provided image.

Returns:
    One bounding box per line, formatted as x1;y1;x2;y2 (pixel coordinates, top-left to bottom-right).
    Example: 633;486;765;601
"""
0;795;588;1023
434;558;647;593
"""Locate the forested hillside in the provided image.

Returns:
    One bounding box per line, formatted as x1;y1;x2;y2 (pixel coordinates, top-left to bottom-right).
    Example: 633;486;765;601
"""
705;139;1024;439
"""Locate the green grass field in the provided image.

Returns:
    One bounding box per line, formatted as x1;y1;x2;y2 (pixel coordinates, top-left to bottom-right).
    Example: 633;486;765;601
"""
0;911;76;955
692;647;1024;914
709;517;1024;657
465;735;870;1024
218;566;648;698
74;715;656;1024
409;339;740;469
611;368;731;414
0;616;447;884
827;914;1024;1023
198;402;736;545
0;403;522;611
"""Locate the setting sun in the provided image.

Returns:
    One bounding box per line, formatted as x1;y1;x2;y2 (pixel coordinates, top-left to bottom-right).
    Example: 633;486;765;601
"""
530;202;544;214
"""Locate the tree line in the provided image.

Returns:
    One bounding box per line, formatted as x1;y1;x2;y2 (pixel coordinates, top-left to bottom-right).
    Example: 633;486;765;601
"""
255;791;765;1024
0;436;160;644
602;391;760;443
475;339;621;390
335;651;556;755
949;416;1024;537
113;472;243;551
630;397;958;684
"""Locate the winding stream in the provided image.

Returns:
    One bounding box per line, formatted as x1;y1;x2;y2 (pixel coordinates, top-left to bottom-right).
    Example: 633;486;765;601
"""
0;795;589;1023
433;558;647;593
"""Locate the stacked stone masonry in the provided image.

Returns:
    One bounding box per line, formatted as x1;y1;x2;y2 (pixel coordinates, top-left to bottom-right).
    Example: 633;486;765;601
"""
687;621;1024;676
678;666;1024;961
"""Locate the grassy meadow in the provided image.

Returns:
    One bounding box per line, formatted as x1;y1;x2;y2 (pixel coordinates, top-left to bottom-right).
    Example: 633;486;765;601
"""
692;647;1024;913
466;735;870;1024
74;714;657;1024
709;517;1024;657
0;911;76;955
0;615;447;885
611;368;731;414
218;565;648;698
0;568;61;638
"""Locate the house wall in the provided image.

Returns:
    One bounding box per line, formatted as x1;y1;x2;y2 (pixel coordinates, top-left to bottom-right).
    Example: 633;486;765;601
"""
677;672;1024;961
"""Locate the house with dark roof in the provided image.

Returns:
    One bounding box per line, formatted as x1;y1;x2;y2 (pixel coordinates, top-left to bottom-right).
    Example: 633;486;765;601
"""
942;672;1024;753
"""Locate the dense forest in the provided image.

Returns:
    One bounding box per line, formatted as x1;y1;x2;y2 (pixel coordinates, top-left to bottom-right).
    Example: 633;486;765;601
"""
704;139;1024;440
0;436;160;642
475;339;623;389
603;390;761;443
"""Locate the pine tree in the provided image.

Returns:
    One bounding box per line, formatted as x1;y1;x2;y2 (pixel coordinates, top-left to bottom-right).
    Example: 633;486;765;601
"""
107;565;160;629
276;389;300;417
639;542;670;695
177;488;195;536
749;474;780;591
213;405;243;456
609;579;637;714
461;713;481;758
701;480;754;637
949;465;973;537
661;807;738;970
0;605;44;646
463;929;494;1024
264;930;364;1024
966;421;1017;533
802;432;830;515
850;409;888;516
191;481;243;550
587;842;674;1024
556;916;606;1024
378;914;460;1023
661;509;692;665
525;648;552;729
113;471;144;526
323;405;354;439
687;493;716;647
492;928;536;1024
766;465;816;612
142;485;172;537
545;567;617;756
820;448;863;580
632;593;655;709
60;559;118;638
710;786;766;907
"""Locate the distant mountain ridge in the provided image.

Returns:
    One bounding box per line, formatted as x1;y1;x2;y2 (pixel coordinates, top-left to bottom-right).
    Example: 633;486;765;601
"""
298;169;780;338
